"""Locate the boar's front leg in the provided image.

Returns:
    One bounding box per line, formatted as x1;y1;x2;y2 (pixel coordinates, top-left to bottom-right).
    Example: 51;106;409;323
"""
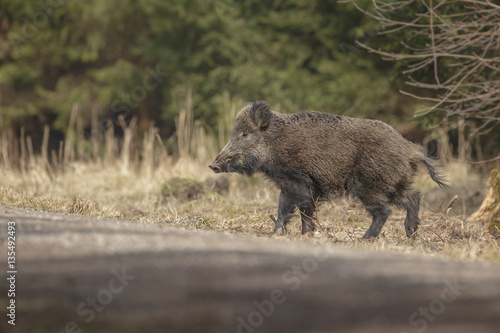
273;191;296;234
273;189;316;235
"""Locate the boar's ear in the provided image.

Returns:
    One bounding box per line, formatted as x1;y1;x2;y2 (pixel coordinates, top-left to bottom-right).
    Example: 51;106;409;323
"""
251;101;271;130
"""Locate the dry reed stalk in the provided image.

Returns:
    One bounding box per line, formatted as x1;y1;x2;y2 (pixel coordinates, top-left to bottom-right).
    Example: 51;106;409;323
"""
119;116;137;173
176;109;184;158
1;125;11;170
436;125;451;164
9;129;19;169
155;132;169;163
174;89;231;164
64;103;79;164
20;127;26;173
176;88;193;159
218;90;237;150
104;119;115;167
141;124;157;179
76;109;84;159
51;150;58;169
58;141;64;166
457;116;467;162
474;138;486;173
192;121;208;164
91;106;99;161
26;136;34;168
41;125;50;171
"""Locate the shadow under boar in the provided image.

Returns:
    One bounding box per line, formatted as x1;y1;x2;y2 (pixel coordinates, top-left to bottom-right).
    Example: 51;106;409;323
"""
209;101;448;238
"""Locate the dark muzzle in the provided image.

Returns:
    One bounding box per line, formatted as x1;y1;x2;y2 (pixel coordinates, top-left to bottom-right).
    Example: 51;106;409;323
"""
209;163;222;173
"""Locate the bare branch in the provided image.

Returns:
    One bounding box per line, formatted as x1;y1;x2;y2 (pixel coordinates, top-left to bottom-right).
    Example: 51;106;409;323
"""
350;0;500;135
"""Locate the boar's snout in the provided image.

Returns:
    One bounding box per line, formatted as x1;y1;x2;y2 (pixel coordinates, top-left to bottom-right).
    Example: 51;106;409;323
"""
209;163;222;173
209;153;226;173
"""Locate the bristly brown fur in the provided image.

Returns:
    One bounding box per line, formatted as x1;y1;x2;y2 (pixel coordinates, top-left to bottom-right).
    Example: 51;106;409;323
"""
210;101;448;238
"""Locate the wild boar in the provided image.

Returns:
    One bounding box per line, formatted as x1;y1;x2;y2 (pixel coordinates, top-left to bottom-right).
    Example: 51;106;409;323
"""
209;101;448;238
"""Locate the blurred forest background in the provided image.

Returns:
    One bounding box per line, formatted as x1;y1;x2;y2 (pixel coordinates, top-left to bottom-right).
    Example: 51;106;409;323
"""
0;0;498;169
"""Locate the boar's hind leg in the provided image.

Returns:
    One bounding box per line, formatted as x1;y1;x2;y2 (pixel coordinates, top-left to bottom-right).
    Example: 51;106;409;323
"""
362;204;392;239
402;191;421;238
299;204;316;235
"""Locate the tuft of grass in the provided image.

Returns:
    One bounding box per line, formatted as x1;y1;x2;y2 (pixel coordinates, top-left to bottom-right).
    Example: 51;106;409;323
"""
489;220;500;238
0;186;117;217
161;177;205;201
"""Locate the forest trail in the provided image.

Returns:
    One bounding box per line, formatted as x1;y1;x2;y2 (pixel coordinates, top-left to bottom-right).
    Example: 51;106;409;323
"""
1;206;499;333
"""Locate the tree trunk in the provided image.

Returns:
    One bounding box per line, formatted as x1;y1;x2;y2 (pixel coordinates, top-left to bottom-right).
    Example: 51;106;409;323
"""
469;169;500;237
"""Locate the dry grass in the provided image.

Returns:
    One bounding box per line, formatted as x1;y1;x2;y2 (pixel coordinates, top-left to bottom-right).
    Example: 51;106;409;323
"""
0;155;498;263
0;99;498;262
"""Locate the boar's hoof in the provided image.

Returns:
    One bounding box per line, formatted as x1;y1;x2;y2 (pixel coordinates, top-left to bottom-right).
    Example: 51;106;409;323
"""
302;230;314;237
270;215;286;234
273;226;286;235
362;232;379;240
405;224;418;238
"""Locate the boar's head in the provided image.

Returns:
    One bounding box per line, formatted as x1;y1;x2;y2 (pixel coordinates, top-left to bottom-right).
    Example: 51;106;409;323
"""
209;101;272;176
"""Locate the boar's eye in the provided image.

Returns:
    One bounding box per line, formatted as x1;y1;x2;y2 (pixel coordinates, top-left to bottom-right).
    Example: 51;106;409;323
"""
242;132;248;138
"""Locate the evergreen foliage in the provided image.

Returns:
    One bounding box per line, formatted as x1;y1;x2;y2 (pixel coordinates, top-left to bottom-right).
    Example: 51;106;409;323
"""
0;0;408;134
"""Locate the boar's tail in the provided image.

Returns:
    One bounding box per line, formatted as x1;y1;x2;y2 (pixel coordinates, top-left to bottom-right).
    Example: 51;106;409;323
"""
422;157;451;189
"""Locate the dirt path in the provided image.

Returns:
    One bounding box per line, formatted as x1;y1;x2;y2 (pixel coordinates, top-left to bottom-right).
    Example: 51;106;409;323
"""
1;206;499;333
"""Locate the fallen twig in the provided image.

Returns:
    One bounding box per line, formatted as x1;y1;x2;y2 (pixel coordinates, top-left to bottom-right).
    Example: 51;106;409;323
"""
443;195;458;215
